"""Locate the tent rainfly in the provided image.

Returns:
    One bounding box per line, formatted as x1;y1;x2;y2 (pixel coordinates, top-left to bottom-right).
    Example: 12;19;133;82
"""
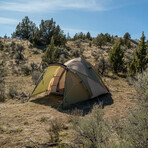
30;57;109;107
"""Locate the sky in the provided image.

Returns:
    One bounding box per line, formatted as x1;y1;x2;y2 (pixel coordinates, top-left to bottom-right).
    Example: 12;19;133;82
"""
0;0;148;39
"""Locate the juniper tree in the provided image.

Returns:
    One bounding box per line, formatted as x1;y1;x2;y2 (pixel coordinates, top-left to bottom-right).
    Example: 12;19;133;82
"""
12;16;37;40
86;32;91;40
31;18;66;46
123;32;131;44
135;32;147;73
42;37;54;64
42;37;59;68
109;42;124;74
128;32;148;75
95;33;105;48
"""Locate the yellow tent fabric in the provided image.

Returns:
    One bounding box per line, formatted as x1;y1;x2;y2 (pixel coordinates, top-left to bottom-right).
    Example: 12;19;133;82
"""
32;66;59;96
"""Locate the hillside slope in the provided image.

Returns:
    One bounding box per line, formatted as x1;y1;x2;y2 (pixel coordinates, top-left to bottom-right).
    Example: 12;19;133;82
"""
0;38;138;147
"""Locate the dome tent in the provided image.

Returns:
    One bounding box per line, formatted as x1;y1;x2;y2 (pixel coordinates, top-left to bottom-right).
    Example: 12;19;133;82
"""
30;57;109;107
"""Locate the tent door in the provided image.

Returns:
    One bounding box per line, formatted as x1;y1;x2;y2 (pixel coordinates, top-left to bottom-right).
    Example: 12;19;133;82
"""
48;67;66;95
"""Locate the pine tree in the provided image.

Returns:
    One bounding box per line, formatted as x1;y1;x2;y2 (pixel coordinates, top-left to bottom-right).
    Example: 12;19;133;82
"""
52;47;59;62
44;37;54;63
123;32;131;40
95;33;105;48
12;16;37;40
86;32;91;40
31;18;66;46
123;32;131;44
135;32;147;73
42;37;59;68
109;42;124;74
128;32;148;75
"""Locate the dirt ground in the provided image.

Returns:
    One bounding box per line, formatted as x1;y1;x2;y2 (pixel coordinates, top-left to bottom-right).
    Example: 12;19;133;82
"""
0;74;137;148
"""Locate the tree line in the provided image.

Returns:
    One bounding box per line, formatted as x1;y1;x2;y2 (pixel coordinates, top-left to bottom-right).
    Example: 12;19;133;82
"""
12;16;66;47
10;16;148;76
109;32;148;76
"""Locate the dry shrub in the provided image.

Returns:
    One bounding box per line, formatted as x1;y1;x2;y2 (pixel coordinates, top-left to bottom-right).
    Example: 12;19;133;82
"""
31;71;41;84
32;49;39;54
0;82;5;102
59;54;66;64
0;62;6;101
68;109;83;125
133;68;148;101
72;105;111;148
14;44;25;60
21;65;31;76
8;85;18;99
91;50;103;61
47;119;68;145
95;56;110;75
30;63;38;72
115;103;148;148
70;49;81;58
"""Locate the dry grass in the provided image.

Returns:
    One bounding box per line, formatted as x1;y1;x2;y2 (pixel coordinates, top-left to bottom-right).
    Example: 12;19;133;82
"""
0;38;138;147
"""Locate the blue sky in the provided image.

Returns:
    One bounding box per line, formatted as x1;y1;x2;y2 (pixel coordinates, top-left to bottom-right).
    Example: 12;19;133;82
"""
0;0;148;39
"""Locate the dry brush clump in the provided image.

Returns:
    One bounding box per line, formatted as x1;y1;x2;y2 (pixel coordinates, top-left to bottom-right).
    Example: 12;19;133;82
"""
0;62;6;101
8;85;18;99
47;119;68;145
71;100;148;148
72;105;111;148
31;70;42;84
70;49;82;58
21;65;31;76
112;68;148;148
133;68;148;101
95;56;110;75
114;102;148;148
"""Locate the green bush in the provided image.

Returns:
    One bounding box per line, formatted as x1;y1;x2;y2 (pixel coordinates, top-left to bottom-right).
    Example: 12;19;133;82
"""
72;105;111;148
126;40;132;49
